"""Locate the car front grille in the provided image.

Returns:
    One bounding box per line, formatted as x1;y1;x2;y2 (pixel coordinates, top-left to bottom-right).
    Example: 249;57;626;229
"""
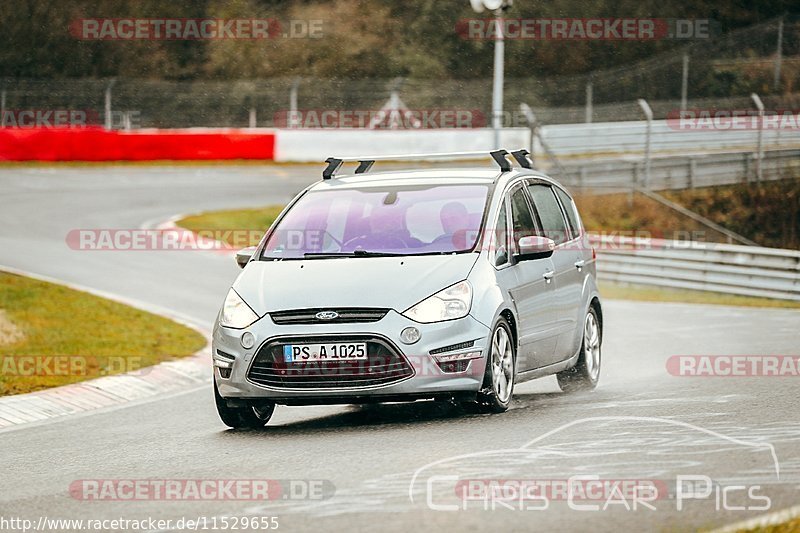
269;308;389;325
247;335;414;389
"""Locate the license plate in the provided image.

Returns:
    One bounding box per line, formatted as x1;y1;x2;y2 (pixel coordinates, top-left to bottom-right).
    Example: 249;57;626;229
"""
283;342;368;362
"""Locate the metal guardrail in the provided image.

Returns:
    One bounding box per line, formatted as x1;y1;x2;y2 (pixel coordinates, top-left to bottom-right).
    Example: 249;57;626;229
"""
555;148;800;192
538;119;800;157
590;236;800;301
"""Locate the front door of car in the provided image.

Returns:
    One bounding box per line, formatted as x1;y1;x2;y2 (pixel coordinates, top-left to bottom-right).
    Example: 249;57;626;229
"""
527;183;584;363
502;184;559;372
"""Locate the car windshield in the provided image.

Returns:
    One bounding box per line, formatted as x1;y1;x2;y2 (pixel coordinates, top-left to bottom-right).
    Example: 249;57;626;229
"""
261;183;489;259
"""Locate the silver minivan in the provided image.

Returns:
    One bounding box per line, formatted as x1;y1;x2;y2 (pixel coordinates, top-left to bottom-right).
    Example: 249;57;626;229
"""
213;150;602;428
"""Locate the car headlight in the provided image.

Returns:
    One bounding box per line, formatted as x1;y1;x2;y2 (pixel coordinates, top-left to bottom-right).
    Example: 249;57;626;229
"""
219;289;259;329
403;281;472;323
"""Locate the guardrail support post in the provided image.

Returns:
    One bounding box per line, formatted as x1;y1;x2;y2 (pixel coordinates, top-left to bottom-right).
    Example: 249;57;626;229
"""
637;98;653;189
0;89;5;128
289;78;300;127
751;93;764;182
585;79;593;123
688;158;695;189
681;53;689;111
744;153;751;183
774;17;783;91
104;79;116;130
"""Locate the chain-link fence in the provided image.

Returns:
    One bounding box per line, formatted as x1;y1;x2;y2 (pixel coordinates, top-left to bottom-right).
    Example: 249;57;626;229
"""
1;19;798;129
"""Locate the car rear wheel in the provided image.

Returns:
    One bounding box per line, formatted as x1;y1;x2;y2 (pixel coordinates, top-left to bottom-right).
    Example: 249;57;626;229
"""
214;380;275;429
472;317;515;413
557;306;601;393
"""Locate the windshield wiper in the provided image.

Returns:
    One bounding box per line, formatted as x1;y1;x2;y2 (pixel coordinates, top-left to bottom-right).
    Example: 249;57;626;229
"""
303;250;403;258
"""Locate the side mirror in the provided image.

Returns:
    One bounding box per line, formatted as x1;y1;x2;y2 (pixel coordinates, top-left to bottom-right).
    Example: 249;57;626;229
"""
235;246;257;268
516;236;555;261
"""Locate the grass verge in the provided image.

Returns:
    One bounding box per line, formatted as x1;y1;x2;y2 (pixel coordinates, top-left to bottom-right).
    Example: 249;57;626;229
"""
178;205;284;247
599;281;800;309
738;516;800;533
0;271;207;396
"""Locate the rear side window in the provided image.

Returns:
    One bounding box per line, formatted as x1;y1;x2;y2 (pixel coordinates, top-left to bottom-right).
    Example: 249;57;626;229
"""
554;186;581;239
527;184;569;245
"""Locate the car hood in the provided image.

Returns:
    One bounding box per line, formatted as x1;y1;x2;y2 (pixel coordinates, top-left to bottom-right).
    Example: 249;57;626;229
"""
232;253;480;315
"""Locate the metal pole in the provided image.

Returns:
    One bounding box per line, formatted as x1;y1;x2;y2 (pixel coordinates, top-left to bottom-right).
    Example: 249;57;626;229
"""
751;93;764;182
0;90;5;128
585;79;593;123
249;107;257;128
491;12;505;148
774;18;783;91
680;53;689;110
289;78;300;127
637;98;653;189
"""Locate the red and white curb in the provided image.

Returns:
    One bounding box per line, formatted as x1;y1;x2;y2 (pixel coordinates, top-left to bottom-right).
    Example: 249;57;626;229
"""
0;265;212;431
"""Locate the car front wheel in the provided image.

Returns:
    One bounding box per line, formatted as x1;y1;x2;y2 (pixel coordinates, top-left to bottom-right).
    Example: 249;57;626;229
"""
557;306;601;393
214;380;275;429
473;317;515;413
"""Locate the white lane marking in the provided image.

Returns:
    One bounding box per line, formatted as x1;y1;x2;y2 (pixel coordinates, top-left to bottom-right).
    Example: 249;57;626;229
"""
408;416;781;503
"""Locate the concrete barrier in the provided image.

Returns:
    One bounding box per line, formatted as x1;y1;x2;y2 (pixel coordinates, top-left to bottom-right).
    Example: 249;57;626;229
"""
0;127;276;161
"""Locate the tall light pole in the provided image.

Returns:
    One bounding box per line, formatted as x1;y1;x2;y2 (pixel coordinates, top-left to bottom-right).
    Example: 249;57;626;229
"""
470;0;513;148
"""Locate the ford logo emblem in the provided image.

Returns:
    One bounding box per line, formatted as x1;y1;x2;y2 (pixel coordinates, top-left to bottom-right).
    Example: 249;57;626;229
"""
315;311;339;320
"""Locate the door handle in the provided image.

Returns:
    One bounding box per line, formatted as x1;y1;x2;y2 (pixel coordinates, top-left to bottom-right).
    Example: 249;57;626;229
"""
543;270;554;283
574;260;586;271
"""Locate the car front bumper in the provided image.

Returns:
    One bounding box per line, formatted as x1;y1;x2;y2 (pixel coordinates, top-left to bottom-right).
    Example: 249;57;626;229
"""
213;310;490;404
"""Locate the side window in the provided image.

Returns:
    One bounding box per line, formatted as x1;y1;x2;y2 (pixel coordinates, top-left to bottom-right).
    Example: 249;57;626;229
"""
528;184;569;245
493;201;509;266
554;186;581;239
510;186;538;254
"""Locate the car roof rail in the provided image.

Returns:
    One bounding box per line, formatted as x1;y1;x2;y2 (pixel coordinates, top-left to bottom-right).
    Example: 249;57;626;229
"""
321;148;534;179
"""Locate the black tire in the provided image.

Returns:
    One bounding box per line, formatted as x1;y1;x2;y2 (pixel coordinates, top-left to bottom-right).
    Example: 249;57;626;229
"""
214;380;274;429
557;306;602;393
471;317;516;413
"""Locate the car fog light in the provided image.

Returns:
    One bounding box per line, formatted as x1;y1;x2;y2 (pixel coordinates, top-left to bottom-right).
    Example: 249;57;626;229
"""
241;331;255;349
213;350;235;369
400;327;421;344
433;351;482;362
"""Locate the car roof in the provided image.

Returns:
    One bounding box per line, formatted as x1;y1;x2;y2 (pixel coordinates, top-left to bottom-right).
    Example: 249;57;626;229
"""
309;167;562;191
